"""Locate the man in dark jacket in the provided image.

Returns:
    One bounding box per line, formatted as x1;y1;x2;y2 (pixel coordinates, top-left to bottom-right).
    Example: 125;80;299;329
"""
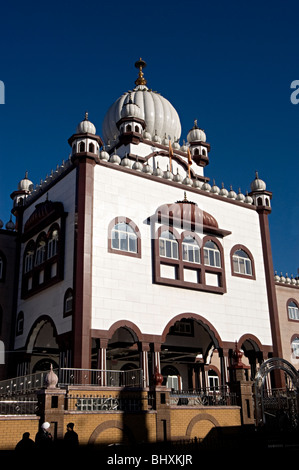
63;422;79;448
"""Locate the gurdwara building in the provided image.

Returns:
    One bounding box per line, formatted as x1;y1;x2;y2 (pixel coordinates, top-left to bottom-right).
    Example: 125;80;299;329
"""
0;59;297;389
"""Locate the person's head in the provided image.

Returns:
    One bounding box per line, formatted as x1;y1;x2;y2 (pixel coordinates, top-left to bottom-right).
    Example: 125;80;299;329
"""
23;432;30;439
41;422;50;430
67;422;74;431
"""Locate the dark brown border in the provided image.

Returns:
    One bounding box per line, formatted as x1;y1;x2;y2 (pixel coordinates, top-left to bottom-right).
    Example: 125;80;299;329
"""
230;244;256;280
107;216;141;259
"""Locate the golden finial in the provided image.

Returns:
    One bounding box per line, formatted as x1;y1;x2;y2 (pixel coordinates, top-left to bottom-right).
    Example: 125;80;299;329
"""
135;58;147;86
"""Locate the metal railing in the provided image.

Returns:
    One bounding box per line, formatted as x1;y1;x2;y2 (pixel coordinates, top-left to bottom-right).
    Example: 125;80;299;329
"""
67;394;150;413
58;368;143;388
0;370;55;395
170;387;236;407
0;368;143;396
0;396;39;415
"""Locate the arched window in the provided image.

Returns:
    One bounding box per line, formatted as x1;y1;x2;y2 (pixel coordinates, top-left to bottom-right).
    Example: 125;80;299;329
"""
64;288;73;317
135;125;139;133
47;227;59;259
126;125;132;132
203;240;221;267
16;311;24;336
159;231;178;259
35;235;46;266
24;241;35;273
288;301;299;321
232;249;252;276
79;141;85;152
89;142;95;153
111;222;137;253
182;236;200;264
291;337;299;357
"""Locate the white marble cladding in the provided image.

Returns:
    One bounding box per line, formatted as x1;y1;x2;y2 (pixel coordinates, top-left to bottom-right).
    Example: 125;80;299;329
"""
14;170;76;349
92;164;272;347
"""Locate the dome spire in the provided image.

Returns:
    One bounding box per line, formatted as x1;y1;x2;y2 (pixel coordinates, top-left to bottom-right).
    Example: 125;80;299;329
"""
135;58;147;86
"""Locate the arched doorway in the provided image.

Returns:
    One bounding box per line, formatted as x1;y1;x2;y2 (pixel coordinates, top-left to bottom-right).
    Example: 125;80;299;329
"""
254;357;299;430
26;318;60;373
161;316;222;391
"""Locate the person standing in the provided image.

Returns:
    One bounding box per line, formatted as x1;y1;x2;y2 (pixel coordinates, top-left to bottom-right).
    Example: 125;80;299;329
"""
63;422;79;448
35;422;53;449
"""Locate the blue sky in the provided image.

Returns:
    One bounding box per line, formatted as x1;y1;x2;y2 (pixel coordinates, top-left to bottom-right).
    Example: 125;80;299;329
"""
0;0;298;277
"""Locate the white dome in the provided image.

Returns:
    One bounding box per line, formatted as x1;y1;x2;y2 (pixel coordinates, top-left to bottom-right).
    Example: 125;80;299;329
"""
76;112;96;135
18;172;33;192
250;172;266;191
102;60;181;145
121;95;141;119
187;120;206;143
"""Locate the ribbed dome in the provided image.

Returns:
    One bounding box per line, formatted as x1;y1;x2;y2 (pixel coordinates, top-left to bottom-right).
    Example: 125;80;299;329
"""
156;197;218;228
102;59;181;145
187;120;206;143
250;171;266;191
18;172;33;192
76;112;96;135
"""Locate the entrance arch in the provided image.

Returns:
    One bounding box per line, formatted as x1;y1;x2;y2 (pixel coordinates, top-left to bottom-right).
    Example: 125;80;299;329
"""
26;316;60;373
254;357;299;429
161;313;223;391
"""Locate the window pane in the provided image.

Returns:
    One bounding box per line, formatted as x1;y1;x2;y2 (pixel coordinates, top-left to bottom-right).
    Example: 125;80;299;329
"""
194;249;200;264
245;259;252;275
112;231;119;249
166;240;172;258
120;232;128;251
172;242;178;259
129;235;137;253
159;239;165;257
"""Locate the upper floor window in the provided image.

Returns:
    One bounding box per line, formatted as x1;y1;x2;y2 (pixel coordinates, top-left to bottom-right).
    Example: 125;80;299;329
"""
182;236;200;264
47;228;59;259
64;288;73;317
203;240;221;267
288;301;299;321
112;223;137;253
159;231;178;259
230;245;255;280
108;217;141;258
35;235;46;266
292;337;299;357
232;249;252;276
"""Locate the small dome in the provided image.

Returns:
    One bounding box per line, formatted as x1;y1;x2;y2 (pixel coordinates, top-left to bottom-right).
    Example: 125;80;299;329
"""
250;171;266;192
180;140;188;153
143;130;152;140
187;120;206;143
142;162;153;174
173;169;183;183
99;149;109;161
228;186;237;199
152;131;162;144
201;182;211;192
121;155;131;168
121;94;141;119
76;112;96;135
132;159;143;171
219;183;228;197
5;216;15;231
236;188;245;202
153;163;163;178
173;139;180;150
244;191;253;204
211;180;220;194
18;172;33;192
163;166;174;180
182;174;193;186
109;152;121;165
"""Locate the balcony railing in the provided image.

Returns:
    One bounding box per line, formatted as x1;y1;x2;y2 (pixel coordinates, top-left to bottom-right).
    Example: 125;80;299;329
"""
0;396;39;415
170;387;236;407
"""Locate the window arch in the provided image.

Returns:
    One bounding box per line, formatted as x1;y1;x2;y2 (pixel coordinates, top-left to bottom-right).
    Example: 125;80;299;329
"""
16;311;24;336
159;230;178;259
79;141;85;152
108;217;141;258
288;300;299;321
230;245;255;279
24;241;35;274
89;142;95;153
